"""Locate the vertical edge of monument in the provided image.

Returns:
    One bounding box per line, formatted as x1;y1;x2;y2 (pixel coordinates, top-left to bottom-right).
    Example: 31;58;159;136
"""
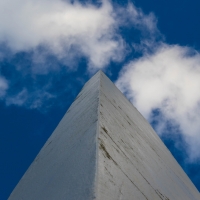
8;71;102;200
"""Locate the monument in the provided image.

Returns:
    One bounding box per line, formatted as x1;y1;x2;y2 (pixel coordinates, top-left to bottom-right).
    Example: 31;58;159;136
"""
9;71;200;199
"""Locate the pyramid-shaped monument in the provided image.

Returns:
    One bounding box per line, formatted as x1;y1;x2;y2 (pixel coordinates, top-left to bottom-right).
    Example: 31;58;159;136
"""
9;71;199;200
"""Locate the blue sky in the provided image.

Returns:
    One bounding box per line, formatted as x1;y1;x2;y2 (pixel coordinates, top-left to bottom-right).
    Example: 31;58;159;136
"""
1;0;200;198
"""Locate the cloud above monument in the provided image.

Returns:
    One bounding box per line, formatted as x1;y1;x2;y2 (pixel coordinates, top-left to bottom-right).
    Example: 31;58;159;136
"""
116;44;200;161
0;0;161;69
0;0;125;69
0;0;160;108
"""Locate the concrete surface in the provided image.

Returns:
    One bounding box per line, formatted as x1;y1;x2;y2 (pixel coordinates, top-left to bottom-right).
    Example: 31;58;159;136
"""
9;71;200;200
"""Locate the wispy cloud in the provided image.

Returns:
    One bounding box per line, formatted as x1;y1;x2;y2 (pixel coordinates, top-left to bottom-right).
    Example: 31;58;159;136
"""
116;44;200;161
5;88;55;109
0;76;8;98
127;4;160;40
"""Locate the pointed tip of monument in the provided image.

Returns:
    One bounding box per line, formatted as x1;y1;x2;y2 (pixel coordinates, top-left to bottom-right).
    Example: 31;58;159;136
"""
96;70;108;79
96;69;104;75
90;70;107;81
97;69;107;75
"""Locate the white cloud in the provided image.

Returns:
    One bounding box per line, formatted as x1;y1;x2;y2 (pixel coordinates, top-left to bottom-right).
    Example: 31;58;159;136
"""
0;0;162;109
0;76;8;98
0;0;161;71
0;0;125;69
116;44;200;161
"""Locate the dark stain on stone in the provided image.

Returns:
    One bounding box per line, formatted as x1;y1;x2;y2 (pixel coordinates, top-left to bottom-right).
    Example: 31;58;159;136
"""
99;139;149;200
75;93;82;100
67;109;71;113
47;141;52;146
102;130;131;162
99;140;118;166
121;123;126;128
112;145;120;153
100;142;112;160
102;126;108;133
155;190;170;200
121;139;125;143
101;130;163;200
105;166;113;178
113;161;148;200
123;114;132;126
109;178;116;185
127;121;131;125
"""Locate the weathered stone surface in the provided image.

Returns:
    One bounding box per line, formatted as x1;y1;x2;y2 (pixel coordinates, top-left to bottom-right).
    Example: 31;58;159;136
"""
9;71;200;200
